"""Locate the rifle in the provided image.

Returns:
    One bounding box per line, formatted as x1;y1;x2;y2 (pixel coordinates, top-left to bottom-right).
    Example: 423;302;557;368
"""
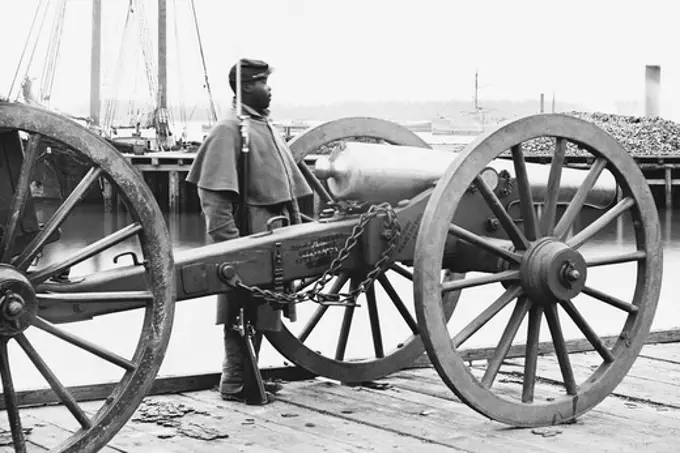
236;59;251;235
233;59;266;405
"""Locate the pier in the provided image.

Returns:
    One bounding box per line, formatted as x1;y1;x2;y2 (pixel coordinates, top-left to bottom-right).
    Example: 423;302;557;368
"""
108;141;680;214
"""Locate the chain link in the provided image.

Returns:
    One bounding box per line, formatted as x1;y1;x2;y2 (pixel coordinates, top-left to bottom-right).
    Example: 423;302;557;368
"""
235;202;401;308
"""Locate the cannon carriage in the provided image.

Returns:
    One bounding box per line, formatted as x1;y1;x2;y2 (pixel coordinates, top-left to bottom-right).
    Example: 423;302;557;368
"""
0;101;662;452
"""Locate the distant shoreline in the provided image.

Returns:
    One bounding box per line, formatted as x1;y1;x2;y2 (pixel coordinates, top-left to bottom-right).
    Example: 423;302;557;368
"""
53;97;605;125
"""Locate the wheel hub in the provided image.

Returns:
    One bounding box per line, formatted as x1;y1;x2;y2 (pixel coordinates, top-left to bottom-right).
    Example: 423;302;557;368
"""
520;238;587;303
0;264;37;336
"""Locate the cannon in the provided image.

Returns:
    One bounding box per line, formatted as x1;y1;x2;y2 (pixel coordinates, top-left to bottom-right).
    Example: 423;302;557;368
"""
0;101;661;452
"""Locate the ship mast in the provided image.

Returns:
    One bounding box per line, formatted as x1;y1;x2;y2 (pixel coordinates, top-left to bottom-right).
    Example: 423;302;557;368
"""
90;0;102;126
155;0;171;147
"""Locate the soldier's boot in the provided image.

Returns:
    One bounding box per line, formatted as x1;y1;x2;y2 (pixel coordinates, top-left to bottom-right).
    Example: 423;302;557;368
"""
220;309;272;405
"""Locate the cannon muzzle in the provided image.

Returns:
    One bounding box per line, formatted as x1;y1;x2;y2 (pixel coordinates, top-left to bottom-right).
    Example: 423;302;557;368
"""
314;142;617;209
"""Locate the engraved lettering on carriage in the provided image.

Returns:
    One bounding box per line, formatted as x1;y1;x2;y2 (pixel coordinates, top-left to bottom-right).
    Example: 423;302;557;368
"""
397;215;422;253
293;234;345;269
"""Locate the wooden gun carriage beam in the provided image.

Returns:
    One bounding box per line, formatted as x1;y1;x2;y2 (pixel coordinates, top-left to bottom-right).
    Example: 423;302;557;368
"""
0;102;661;452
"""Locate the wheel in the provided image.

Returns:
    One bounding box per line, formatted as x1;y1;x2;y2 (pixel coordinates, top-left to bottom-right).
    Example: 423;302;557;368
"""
264;117;463;383
288;116;434;218
0;102;175;452
414;113;662;427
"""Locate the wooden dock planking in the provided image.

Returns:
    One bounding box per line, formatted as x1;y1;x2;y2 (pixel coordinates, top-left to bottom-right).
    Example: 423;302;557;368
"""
27;402;187;453
505;344;680;409
639;342;680;364
128;392;419;453
26;391;445;453
373;370;625;452
0;410;96;452
390;367;680;452
6;342;680;452
184;390;456;453
382;376;632;453
280;379;558;453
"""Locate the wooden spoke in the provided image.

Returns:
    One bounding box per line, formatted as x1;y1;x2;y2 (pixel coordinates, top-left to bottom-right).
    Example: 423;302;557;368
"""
365;284;385;358
298;160;335;204
298;274;349;343
511;144;539;241
452;285;522;348
585;250;646;267
13;166;103;270
334;307;356;361
37;291;153;303
544;304;577;395
0;339;26;453
481;297;531;388
522;303;544;403
0;133;41;262
474;174;530;250
294;276;322;292
33;317;136;371
300;213;316;223
553;158;608;241
378;274;418;334
582;286;639;313
448;224;522;264
15;334;92;429
442;270;519;293
298;305;328;343
559;300;615;363
540;137;566;236
390;263;413;281
30;223;143;285
567;197;635;249
334;279;359;361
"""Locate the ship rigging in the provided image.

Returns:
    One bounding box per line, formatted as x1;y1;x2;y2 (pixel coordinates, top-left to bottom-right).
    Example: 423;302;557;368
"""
7;0;218;152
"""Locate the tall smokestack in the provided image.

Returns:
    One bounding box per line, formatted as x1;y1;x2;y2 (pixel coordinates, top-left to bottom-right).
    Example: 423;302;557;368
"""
645;65;661;117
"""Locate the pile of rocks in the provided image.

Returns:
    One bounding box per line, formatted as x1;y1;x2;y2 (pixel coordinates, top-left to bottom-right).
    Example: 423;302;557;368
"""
521;111;680;157
315;136;385;156
303;112;680;158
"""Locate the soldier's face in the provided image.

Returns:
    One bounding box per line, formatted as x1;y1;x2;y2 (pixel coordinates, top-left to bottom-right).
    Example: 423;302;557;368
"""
245;79;272;111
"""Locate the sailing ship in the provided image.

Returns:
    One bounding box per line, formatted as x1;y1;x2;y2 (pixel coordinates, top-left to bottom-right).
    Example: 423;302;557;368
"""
7;0;218;155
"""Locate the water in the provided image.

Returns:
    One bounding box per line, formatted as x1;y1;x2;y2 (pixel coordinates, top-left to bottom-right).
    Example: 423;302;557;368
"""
114;121;477;150
7;200;680;391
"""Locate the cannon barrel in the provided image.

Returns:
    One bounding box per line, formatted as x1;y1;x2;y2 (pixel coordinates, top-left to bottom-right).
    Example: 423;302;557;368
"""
314;142;618;208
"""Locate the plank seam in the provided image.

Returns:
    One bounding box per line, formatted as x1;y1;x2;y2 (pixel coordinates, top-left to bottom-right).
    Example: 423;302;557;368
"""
500;371;680;410
637;354;680;366
275;395;474;452
19;412;127;453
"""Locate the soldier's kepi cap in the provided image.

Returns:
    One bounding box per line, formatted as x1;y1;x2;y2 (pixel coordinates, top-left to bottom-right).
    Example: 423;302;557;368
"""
228;58;274;85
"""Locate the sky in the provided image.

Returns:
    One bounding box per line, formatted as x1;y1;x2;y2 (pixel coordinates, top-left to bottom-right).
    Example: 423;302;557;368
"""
0;0;678;119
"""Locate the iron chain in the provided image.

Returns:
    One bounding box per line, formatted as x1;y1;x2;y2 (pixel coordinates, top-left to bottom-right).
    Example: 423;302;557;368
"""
235;202;401;308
